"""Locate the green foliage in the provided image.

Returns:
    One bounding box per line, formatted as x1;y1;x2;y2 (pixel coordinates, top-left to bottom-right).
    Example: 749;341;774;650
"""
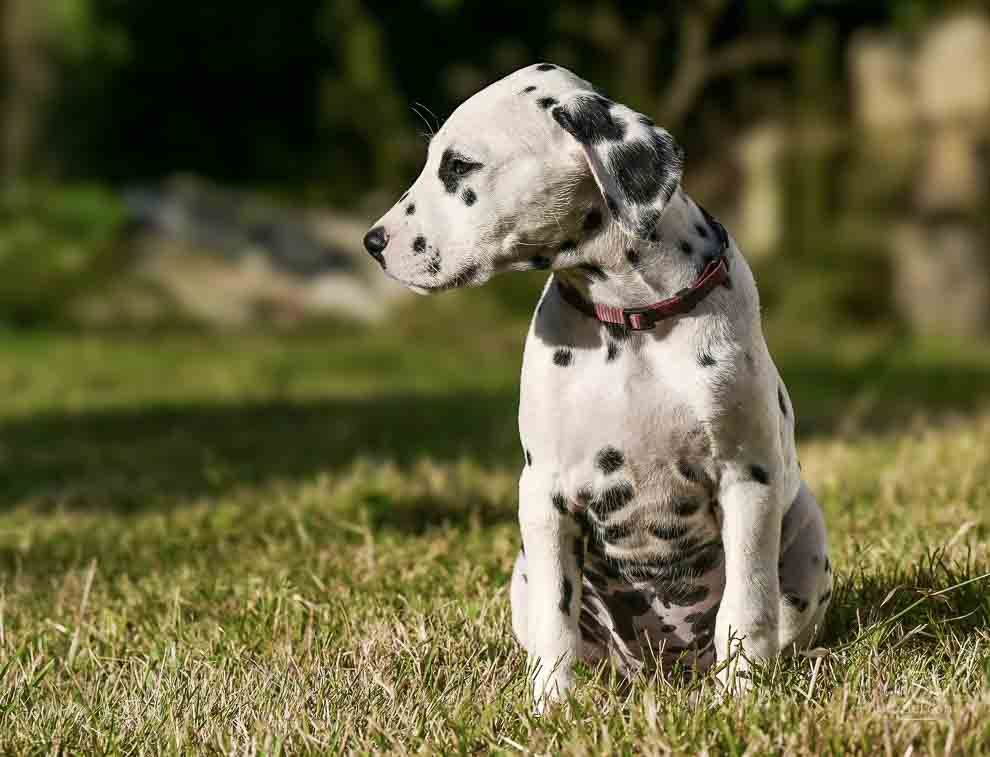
0;184;126;326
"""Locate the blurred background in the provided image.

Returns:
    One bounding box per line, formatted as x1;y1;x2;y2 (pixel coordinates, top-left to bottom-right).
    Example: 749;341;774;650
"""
2;0;990;483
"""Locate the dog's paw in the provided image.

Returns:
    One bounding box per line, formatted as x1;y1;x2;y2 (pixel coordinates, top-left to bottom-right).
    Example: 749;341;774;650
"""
530;666;575;715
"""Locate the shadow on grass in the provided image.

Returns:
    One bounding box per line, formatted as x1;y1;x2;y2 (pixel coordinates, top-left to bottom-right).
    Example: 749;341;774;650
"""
821;549;990;652
2;339;990;516
0;391;522;513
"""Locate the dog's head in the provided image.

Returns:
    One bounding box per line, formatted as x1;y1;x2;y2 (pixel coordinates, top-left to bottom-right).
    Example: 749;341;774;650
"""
363;64;684;293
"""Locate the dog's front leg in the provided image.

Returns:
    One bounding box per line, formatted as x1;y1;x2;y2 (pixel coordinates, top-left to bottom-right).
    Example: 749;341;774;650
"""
714;468;783;690
518;467;583;713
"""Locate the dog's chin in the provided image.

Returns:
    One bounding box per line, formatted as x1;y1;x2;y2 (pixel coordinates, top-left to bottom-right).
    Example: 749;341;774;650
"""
397;269;492;296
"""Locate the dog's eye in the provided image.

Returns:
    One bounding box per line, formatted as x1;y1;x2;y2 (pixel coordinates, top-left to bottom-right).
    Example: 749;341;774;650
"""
450;158;475;176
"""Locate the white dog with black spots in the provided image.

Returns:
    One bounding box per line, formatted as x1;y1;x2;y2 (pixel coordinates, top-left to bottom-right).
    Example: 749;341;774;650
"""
364;63;832;711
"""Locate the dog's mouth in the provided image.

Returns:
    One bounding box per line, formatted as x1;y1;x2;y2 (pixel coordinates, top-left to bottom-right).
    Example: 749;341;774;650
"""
393;264;487;295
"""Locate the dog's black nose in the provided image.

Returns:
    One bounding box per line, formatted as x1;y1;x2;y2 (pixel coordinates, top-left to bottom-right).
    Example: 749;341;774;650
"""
363;226;389;267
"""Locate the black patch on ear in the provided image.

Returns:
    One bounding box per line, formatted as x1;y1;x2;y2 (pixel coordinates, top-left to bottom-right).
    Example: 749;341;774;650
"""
462;188;477;206
413;236;427;253
559;239;577;253
559;576;573;614
679;240;693;255
606;130;683;206
596;446;624;474
521;85;537;93
537;96;557;109
636;208;662;240
749;465;770;485
579;263;607;281
583;208;603;233
427;255;441;275
778;386;788;417
625;248;640;265
525;449;533;466
553;348;572;366
438;148;483;194
551;94;625;144
405;203;416;215
536;63;557;71
698;351;716;367
530;255;551;270
552;491;568;514
606;342;620;362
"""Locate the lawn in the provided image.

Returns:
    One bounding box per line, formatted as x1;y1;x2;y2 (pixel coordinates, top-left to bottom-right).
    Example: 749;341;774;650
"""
0;281;989;754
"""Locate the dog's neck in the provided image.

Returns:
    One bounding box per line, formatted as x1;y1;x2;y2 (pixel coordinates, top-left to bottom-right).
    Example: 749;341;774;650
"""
555;190;726;311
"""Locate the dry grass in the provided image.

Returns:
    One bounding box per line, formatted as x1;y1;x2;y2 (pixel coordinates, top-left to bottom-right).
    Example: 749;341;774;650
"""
0;322;988;754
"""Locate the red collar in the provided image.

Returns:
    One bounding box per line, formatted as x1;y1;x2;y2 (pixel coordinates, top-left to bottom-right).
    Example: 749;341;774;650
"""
557;223;731;331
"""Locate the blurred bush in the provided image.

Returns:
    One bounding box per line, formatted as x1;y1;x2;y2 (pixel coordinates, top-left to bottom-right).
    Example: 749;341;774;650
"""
0;184;126;325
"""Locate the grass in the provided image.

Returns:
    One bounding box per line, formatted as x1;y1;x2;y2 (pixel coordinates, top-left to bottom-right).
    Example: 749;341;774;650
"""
0;280;989;754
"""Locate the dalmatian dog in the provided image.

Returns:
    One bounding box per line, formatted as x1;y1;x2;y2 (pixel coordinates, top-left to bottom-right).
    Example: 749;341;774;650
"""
363;64;832;710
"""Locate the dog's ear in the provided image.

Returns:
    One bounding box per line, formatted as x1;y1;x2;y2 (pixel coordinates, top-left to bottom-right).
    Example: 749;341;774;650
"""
549;91;684;242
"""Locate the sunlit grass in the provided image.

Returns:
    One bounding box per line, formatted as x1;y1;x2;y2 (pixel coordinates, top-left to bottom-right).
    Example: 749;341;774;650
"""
0;309;988;753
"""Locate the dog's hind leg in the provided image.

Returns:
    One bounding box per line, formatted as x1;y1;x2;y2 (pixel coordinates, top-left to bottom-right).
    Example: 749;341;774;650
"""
778;481;833;652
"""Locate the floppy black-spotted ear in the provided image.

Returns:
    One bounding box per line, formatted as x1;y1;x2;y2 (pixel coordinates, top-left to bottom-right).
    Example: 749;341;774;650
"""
550;91;684;242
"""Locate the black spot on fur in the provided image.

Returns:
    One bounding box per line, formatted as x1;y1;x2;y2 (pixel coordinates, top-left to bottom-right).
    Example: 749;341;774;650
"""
606;342;620;362
684;603;719;635
427;256;441;275
553;348;572;367
552;492;567;515
525;449;533;466
673;497;702;517
559;239;577;253
537;96;557;109
638;114;656;128
749;464;770;485
405;203;415;215
651;522;690;540
530;255;551;270
610;591;652;641
605;195;619;215
457;263;479;283
583;208;603;233
596;446;625;474
412;236;427;253
574;537;585;573
695;222;709;238
605;130;684;206
654;582;710;608
521;85;537;93
536;63;557;71
551;94;625;144
559;577;573;614
579;263;607;281
824;556;832;573
462;188;476;206
438;148;483;194
677;460;702;483
600;521;634;543
625;248;640;265
820;589;833;604
784;593;810;613
698;351;716;367
778;386;788;417
679;240;693;255
576;486;593;507
589;481;634;518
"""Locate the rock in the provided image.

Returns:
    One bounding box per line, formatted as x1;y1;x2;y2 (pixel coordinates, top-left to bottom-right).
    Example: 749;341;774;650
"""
121;175;408;326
